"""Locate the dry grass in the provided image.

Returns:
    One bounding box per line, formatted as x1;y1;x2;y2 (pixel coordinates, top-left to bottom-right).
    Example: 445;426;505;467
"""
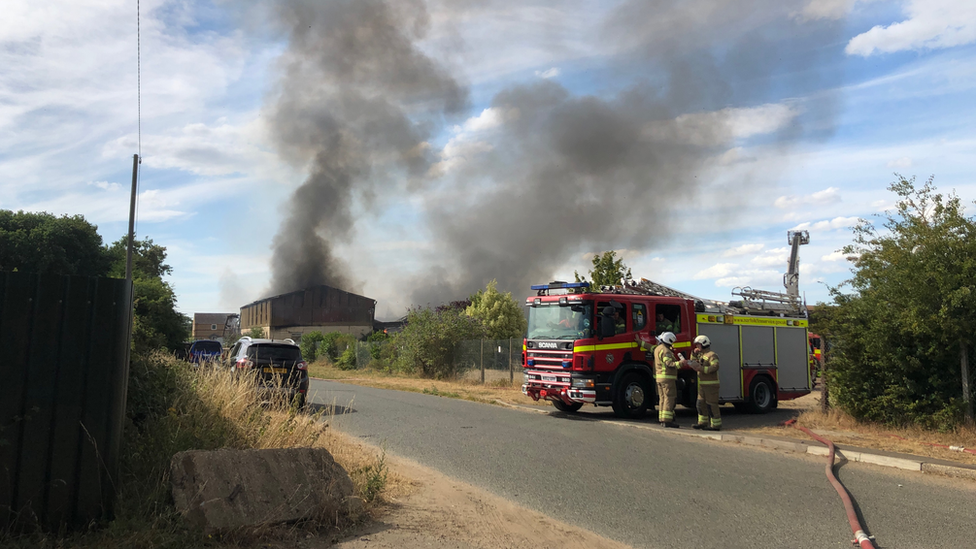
1;352;398;549
308;360;548;409
750;405;976;466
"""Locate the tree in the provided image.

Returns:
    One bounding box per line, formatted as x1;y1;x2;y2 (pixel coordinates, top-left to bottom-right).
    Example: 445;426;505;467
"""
106;236;189;353
466;279;527;339
393;307;485;379
574;250;632;288
0;210;109;276
824;176;976;428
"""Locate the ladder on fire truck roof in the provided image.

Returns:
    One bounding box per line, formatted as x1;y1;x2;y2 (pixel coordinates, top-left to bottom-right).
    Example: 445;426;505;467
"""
599;277;728;313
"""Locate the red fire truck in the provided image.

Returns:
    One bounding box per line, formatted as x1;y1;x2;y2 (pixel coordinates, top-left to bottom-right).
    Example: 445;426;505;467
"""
522;231;814;418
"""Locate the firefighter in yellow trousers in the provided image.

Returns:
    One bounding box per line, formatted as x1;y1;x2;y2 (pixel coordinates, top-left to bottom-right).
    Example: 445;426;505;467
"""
637;331;680;428
685;334;721;431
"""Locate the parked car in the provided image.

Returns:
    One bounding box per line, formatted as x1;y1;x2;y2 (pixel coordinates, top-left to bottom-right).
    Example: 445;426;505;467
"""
188;340;222;365
225;337;309;408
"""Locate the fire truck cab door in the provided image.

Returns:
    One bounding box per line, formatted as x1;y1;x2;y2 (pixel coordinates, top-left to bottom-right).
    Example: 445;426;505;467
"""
594;301;632;367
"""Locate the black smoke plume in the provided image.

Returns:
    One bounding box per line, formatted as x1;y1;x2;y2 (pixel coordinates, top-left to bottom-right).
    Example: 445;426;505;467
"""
265;0;466;295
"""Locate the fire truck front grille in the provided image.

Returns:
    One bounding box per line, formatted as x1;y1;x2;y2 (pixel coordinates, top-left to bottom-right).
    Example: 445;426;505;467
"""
526;350;573;369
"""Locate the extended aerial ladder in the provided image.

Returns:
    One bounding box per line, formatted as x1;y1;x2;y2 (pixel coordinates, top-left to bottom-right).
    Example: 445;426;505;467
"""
729;230;809;317
597;230;810;318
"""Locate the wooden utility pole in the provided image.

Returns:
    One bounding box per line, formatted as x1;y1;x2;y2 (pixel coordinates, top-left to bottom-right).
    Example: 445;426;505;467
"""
508;338;513;384
480;339;485;384
125;154;139;281
962;340;973;426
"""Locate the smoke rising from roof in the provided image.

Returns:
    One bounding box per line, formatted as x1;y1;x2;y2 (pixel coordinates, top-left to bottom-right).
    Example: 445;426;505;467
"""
263;0;847;308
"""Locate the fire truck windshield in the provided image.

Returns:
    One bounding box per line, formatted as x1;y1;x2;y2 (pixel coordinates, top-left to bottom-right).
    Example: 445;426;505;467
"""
526;303;593;340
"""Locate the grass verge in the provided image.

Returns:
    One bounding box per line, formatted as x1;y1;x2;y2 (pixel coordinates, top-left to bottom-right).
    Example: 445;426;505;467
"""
1;351;398;548
752;406;976;467
308;360;547;408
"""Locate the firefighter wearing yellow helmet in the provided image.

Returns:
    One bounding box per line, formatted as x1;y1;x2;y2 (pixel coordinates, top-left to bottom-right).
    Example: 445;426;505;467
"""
687;334;721;431
636;331;680;428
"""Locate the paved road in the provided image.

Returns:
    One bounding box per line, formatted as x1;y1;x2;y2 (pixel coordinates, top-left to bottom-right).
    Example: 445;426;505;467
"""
309;380;976;549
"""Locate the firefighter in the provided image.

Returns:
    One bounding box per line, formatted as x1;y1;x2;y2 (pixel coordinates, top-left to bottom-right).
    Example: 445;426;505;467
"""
637;331;680;428
686;334;721;431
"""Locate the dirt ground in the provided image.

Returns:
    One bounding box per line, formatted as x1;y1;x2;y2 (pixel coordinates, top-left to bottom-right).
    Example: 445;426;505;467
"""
326;454;629;549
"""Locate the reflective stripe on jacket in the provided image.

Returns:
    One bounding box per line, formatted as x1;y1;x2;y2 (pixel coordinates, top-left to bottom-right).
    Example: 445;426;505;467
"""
654;344;678;380
693;349;720;384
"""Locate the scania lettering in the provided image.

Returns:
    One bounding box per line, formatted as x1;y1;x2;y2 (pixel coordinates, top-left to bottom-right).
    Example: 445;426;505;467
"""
522;231;814;418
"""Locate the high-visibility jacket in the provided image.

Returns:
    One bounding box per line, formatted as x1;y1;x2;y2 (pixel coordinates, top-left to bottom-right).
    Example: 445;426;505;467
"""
692;349;720;387
653;344;679;382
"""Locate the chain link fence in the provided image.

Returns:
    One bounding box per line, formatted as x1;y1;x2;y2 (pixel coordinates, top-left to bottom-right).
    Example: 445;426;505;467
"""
352;338;523;384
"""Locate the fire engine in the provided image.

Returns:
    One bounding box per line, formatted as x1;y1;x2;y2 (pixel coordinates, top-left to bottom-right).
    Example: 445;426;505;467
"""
522;231;814;418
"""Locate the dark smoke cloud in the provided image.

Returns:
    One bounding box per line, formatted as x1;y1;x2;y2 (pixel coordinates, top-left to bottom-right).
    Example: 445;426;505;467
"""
408;0;848;305
260;0;848;309
265;0;466;295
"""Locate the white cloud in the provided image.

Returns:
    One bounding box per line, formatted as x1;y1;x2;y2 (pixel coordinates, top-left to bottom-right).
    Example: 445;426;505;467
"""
751;247;790;269
661;102;801;146
693;263;736;280
534;67;560;79
887;156;912;168
774;187;841;209
89;181;121;191
715;270;782;288
821;250;847;262
846;0;976;56
791;216;860;231
723;243;764;257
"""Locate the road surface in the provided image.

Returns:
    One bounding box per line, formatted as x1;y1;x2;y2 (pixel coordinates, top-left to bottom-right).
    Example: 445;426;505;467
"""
309;379;975;549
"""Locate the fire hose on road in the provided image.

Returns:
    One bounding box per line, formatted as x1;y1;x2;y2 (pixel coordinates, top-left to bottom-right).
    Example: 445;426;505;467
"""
783;419;877;549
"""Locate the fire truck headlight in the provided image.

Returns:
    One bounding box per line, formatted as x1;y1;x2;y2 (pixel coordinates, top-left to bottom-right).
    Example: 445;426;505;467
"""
571;378;595;388
523;373;531;383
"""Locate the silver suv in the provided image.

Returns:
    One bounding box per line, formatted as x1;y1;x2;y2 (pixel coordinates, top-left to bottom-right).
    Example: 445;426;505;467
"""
225;337;309;408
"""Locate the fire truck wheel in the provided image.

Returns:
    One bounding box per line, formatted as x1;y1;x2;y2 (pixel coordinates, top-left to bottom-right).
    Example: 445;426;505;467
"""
552;400;584;413
747;376;776;414
611;372;650;419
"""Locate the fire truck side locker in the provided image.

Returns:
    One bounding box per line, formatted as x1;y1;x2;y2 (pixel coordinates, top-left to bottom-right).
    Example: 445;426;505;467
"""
697;317;812;404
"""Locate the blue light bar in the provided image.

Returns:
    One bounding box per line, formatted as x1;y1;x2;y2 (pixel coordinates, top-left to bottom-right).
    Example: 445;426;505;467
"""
530;281;591;290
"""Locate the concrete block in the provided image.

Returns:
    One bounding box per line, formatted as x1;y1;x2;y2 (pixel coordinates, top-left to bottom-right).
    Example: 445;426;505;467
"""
922;463;976;480
857;453;922;471
739;436;764;447
171;447;360;533
720;434;744;444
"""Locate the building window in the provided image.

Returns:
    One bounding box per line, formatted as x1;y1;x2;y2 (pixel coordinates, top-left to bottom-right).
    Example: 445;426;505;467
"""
211;324;217;330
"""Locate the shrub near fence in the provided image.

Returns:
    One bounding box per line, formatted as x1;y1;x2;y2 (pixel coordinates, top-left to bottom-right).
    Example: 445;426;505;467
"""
354;338;522;384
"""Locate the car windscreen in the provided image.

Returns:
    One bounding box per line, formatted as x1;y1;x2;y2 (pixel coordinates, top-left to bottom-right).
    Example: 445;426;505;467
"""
193;341;221;352
526;302;593;340
246;344;302;362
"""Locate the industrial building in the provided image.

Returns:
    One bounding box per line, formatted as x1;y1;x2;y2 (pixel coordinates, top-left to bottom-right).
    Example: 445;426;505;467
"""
239;285;376;340
191;312;238;343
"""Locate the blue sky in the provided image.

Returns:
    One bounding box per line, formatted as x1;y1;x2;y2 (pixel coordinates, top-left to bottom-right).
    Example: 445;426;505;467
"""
2;0;975;320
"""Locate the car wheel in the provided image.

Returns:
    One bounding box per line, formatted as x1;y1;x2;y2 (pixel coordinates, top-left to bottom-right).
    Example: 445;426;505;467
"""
747;376;776;414
611;372;650;419
552;400;584;413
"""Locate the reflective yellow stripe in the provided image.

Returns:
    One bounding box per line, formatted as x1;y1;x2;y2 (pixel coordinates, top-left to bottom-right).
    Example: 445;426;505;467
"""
697;313;808;328
573;342;639;353
522;344;527;351
674;341;691;349
698;380;720;385
655;374;677;380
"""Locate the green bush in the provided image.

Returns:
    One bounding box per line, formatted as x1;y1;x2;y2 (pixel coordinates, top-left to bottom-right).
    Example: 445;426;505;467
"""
392;307;485;379
336;346;358;370
823;177;976;429
300;331;325;362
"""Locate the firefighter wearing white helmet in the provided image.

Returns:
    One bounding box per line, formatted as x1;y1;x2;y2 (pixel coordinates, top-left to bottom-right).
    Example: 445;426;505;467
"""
636;330;680;428
687;334;721;431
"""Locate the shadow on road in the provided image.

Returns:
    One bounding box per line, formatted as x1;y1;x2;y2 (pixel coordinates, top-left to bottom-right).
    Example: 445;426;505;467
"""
546;403;801;430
